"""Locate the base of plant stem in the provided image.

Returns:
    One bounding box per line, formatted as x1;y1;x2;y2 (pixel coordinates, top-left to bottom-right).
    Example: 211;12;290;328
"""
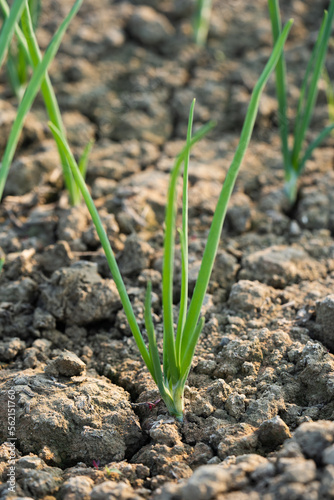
168;408;184;422
162;383;185;422
284;170;299;203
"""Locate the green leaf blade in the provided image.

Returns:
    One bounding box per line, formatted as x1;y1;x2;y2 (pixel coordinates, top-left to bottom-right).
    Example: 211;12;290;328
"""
0;0;26;70
0;0;83;201
291;3;334;171
180;19;293;374
162;119;215;385
298;123;334;173
175;99;195;365
20;3;78;204
48;122;155;379
72;139;95;205
268;0;290;172
144;282;172;404
180;316;205;380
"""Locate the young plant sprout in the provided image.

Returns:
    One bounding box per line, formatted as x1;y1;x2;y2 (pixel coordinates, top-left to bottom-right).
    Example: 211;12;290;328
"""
49;20;292;421
0;0;26;69
0;255;4;274
323;67;334;134
268;0;334;202
0;0;88;205
0;0;40;100
193;0;213;46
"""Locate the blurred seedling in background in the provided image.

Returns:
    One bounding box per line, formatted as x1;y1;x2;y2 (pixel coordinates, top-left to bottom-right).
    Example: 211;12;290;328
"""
93;460;121;477
48;20;292;421
0;0;90;206
323;67;334;134
0;254;4;274
104;466;121;477
0;0;40;100
268;0;334;202
193;0;213;46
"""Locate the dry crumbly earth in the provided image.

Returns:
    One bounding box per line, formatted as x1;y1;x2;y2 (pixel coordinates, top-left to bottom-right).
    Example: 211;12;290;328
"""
0;0;334;498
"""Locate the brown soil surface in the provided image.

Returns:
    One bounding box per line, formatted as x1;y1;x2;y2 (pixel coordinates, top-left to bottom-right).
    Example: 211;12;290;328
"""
1;0;334;499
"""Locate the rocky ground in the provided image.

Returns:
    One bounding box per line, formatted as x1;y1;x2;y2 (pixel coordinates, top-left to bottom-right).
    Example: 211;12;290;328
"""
0;0;334;498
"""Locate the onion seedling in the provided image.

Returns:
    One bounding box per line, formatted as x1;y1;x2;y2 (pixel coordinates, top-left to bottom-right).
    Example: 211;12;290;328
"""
193;0;213;46
0;0;84;203
323;67;334;135
268;0;334;202
0;0;26;70
49;20;292;421
0;0;40;100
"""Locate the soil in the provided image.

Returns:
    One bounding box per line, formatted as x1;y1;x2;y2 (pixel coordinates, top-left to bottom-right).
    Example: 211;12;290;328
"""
1;0;334;498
